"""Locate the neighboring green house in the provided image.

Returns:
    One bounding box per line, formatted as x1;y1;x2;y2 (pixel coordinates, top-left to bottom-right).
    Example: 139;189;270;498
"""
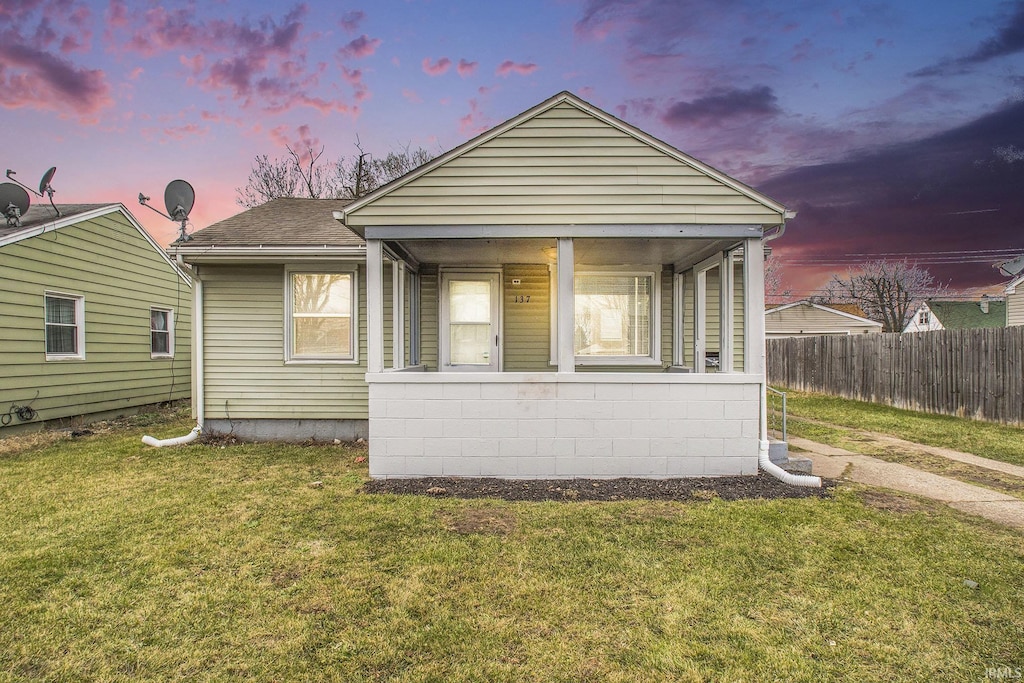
1;203;191;432
176;92;813;484
903;298;1007;332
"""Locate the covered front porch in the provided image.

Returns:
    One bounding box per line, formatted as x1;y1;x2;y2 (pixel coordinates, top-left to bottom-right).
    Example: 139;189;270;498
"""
362;228;771;479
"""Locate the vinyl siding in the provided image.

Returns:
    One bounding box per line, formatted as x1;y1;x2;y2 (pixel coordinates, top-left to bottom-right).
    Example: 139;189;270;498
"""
765;303;881;338
201;264;369;420
0;211;191;428
733;260;745;371
503;264;552;371
420;266;439;370
1009;290;1024;327
346;102;784;228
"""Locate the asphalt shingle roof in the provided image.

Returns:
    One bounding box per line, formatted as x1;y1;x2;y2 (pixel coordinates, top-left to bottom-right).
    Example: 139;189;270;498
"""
928;300;1007;329
186;198;361;247
0;203;109;241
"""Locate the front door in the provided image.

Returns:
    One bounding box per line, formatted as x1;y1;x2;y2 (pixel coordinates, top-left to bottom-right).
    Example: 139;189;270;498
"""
440;271;500;371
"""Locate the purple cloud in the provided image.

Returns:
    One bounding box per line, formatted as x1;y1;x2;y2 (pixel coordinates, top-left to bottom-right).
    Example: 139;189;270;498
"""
913;1;1024;76
339;10;365;33
422;57;452;76
0;39;112;116
457;58;478;77
339;34;382;59
496;60;538;77
663;86;780;127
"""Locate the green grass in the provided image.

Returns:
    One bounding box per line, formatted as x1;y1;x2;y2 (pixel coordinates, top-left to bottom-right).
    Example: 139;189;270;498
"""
2;409;1023;681
780;390;1024;467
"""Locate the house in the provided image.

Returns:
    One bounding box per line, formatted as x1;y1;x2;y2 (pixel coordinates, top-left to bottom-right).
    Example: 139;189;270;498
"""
176;92;809;481
1006;275;1024;326
903;298;1006;332
0;203;191;432
765;301;883;339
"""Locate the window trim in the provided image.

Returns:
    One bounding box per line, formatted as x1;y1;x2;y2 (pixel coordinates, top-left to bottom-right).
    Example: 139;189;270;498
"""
284;265;359;364
44;291;85;361
150;307;174;359
549;266;662;366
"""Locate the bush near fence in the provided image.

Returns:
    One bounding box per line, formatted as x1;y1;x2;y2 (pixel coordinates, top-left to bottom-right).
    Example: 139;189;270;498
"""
766;327;1024;425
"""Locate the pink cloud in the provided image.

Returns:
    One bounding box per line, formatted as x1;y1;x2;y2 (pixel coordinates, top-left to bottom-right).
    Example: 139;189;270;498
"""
340;66;370;104
422;56;452;76
459;98;490;136
402;88;422;103
128;66;144;80
457;58;478;77
163;123;207;140
269;124;323;161
496;60;538;77
0;41;112;117
339;34;382;59
339;10;365;33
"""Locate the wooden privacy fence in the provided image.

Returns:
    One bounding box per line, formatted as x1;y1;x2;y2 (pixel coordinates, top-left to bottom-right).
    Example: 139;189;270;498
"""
767;327;1024;425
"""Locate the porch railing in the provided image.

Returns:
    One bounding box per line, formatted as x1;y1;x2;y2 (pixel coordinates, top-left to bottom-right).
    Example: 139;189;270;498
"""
766;386;787;442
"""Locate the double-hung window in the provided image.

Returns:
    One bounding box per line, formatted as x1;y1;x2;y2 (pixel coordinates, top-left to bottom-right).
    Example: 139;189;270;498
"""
551;268;661;365
286;269;357;362
45;292;85;360
151;308;173;358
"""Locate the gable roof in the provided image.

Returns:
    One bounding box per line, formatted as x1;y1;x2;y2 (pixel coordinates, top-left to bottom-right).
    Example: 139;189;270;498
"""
765;300;883;327
925;300;1007;329
180;198;362;252
341;91;789;233
0;203;191;284
1007;273;1024;294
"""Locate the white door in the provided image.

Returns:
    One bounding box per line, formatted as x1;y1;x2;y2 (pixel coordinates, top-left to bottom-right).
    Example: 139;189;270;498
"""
441;272;500;371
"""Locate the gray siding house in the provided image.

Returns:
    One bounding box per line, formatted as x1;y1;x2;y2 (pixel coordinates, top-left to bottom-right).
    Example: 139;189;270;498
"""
177;92;809;482
1;203;191;432
1006;275;1024;327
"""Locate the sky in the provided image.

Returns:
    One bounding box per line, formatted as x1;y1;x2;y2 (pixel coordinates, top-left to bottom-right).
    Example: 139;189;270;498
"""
3;0;1024;298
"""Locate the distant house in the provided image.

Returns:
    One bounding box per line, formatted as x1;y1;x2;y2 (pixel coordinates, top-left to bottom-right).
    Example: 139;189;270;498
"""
765;301;883;339
1006;275;1024;327
903;298;1006;333
0;203;191;432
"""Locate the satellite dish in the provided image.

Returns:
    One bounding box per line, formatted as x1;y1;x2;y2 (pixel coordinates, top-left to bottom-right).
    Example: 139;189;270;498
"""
139;178;196;241
164;179;195;223
999;254;1024;278
0;182;31;228
37;167;60;217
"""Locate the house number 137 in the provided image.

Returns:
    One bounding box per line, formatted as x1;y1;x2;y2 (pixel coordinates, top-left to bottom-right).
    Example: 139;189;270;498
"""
513;295;531;303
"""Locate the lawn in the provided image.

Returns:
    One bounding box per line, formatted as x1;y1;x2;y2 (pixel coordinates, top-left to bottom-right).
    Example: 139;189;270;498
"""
1;408;1023;681
779;390;1024;467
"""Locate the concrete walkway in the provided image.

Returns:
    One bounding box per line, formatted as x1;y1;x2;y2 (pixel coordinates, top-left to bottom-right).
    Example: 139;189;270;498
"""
789;436;1024;531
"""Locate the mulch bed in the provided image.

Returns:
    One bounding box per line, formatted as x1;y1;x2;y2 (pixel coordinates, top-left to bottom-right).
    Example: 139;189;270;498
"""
363;473;835;502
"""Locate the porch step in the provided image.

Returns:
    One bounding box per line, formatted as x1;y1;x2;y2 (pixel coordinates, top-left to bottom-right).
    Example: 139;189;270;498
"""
767;440;813;474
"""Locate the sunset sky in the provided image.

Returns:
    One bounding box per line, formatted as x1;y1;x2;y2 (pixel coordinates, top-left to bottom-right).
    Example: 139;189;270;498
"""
3;0;1024;297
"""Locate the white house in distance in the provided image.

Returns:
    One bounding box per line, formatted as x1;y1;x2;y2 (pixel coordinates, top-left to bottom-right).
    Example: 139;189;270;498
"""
765;301;882;339
177;92;808;482
1006;275;1024;326
903;298;1006;333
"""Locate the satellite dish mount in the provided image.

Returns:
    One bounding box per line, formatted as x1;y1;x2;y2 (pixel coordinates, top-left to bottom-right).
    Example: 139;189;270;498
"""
139;179;195;242
0;182;30;228
5;166;60;217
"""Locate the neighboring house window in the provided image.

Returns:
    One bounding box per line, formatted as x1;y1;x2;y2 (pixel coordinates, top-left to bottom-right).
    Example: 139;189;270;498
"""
151;308;173;358
548;267;662;365
44;292;85;360
919;310;930;325
287;270;357;361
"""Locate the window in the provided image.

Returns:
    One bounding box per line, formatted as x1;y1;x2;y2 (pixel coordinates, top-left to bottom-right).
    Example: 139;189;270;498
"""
151;308;173;357
918;310;930;325
287;270;356;361
551;269;660;364
45;292;84;360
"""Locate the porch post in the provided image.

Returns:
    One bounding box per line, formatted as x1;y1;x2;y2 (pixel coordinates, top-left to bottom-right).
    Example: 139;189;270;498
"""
719;251;734;372
556;237;575;373
392;260;405;370
743;238;766;376
366;238;384;373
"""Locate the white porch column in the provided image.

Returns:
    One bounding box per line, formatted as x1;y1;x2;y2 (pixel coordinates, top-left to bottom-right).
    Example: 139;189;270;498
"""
556;237;575;373
743;238;766;376
694;268;706;372
366;238;384;374
392;260;405;370
719;251;734;373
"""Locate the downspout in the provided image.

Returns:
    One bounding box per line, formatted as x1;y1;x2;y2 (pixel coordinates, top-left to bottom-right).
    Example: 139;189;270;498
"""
758;209;821;487
143;259;203;447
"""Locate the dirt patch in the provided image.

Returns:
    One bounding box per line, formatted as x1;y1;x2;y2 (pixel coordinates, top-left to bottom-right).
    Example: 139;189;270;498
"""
859;489;926;514
435;507;517;535
364;473;835;503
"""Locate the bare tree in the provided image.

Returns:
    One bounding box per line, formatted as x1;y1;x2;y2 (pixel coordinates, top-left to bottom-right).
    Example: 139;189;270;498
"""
824;260;944;332
236;141;436;208
763;253;791;301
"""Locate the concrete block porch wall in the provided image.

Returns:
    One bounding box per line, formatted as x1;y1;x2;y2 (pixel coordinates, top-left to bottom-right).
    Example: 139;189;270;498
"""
366;373;762;479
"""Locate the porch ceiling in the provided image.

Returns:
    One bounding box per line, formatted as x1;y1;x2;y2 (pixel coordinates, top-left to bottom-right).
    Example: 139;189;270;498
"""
392;237;736;268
